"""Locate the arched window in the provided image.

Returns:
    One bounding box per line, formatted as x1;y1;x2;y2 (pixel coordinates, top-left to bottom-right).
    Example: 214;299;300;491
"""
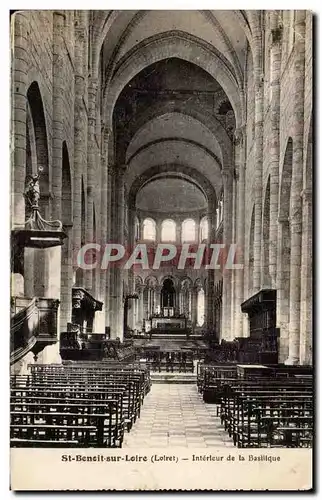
200;217;209;241
182;219;196;243
197;289;205;327
161;219;176;242
142;218;156;241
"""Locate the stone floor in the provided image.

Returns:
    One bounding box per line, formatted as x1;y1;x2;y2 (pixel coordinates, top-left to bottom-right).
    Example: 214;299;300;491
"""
123;384;234;448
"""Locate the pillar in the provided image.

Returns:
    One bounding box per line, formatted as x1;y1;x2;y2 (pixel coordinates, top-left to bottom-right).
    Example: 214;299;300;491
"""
191;286;198;331
205;204;216;332
138;287;144;330
154;285;161;313
84;77;98;291
51;11;65;222
105;161;113;329
286;12;306;365
269;14;282;287
277;216;291;365
12;13;28;228
96;129;109;333
221;168;234;340
300;188;312;364
73;11;87;288
109;165;126;340
252;23;264;292
234;127;246;337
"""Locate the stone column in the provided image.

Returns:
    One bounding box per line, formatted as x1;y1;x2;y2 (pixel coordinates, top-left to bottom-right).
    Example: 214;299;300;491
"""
51;11;65;222
205;203;216;332
276;217;290;362
138;287;144;330
143;288;149;324
175;222;181;244
234;127;246;337
221;168;234;340
105;162;113;328
96;129;109;333
252;25;264;292
73;11;87;288
156;220;162;242
269;14;282;287
84;77;98;291
154;285;161;313
300;188;312;364
286;12;306;365
109;165;126;340
191;286;198;331
11;13;28;228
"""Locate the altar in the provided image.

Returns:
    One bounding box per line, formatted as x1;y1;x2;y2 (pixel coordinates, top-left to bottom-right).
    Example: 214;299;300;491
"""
145;309;187;333
151;316;186;330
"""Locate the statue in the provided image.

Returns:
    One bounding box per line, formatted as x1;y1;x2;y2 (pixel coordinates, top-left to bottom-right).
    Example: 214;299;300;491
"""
24;167;43;208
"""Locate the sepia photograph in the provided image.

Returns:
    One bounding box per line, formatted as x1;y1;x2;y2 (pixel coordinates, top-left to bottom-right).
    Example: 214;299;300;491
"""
9;7;313;491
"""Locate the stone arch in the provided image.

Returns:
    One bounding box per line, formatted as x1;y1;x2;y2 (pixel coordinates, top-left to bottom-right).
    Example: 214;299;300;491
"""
93;10;255;80
23;82;50;299
127;138;222;168
144;275;158;287
26;81;49;217
262;175;271;287
128;164;217;211
124;102;232;167
277;138;293;361
103;31;243;129
160;274;177;287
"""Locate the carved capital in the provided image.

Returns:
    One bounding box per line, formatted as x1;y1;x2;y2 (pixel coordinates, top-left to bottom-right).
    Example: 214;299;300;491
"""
271;26;283;45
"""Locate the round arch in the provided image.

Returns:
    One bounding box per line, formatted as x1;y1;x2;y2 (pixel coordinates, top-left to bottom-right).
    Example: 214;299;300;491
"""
126;141;222;197
93;10;254;80
103;31;243;129
126;111;225;166
128;164;217;211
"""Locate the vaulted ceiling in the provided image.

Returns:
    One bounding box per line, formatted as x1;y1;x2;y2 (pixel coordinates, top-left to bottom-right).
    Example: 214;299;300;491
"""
96;10;253;214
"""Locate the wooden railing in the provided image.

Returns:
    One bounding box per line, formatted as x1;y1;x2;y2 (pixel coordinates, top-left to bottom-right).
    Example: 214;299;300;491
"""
10;296;59;365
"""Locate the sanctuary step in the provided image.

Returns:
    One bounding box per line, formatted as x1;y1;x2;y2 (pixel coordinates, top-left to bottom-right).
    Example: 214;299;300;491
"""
151;372;197;384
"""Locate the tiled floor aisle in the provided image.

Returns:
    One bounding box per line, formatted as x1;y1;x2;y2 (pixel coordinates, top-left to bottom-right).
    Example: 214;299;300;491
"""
123;384;234;448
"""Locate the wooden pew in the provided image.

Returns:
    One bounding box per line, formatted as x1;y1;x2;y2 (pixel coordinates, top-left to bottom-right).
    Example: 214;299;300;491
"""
219;379;313;448
10;361;151;448
10;400;123;447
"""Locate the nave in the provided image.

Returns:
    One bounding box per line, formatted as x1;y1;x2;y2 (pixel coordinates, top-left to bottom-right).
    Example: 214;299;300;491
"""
123;384;234;448
10;360;313;450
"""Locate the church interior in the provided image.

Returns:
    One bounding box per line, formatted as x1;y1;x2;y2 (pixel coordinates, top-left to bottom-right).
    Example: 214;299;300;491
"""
10;10;313;449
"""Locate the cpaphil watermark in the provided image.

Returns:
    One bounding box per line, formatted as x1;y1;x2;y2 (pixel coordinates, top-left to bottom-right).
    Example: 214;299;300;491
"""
75;243;243;271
